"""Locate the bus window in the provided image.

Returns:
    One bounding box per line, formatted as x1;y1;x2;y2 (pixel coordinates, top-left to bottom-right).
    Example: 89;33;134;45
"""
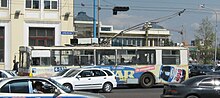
32;57;50;66
41;57;50;65
73;51;80;66
51;50;60;65
96;49;116;65
73;56;79;66
136;50;156;65
32;57;40;66
162;50;180;65
74;50;94;66
61;50;73;65
51;50;73;66
117;49;136;65
31;50;51;66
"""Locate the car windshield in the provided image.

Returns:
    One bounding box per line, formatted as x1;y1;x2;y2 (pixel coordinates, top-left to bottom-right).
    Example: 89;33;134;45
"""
55;69;70;76
103;70;113;76
5;70;17;76
48;78;72;93
65;70;80;77
182;76;208;85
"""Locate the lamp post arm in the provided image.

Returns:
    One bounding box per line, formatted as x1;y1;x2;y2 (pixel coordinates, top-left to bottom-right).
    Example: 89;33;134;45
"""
208;8;218;66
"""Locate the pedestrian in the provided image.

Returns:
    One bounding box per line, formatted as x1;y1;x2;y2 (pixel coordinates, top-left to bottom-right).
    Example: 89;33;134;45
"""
13;60;18;72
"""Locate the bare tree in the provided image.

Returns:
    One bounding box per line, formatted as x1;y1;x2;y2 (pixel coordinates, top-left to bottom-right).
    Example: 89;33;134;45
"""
195;17;215;64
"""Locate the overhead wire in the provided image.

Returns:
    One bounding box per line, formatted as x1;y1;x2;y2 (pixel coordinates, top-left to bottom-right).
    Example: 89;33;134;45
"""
109;9;186;42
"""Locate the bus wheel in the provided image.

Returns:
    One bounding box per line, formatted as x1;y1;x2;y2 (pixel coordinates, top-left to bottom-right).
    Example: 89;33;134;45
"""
63;83;73;91
140;73;155;88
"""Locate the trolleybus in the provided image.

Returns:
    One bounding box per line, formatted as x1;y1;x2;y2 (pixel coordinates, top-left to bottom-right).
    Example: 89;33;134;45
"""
18;46;189;88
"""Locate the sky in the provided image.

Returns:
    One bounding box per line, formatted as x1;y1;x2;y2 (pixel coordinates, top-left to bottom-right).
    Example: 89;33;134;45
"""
74;0;220;44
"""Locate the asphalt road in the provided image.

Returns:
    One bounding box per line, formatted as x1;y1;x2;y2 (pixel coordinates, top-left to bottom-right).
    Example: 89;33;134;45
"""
99;85;164;98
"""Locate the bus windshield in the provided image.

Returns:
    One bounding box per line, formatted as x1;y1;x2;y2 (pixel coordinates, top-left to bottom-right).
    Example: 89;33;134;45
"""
19;51;29;68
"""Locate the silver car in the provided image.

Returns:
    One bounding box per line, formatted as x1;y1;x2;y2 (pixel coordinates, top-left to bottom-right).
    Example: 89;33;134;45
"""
0;77;105;98
0;70;17;80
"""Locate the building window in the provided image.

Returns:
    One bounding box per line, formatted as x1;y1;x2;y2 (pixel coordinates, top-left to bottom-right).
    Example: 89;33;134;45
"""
0;0;7;7
26;0;40;9
101;27;111;31
0;27;4;62
29;27;55;46
44;0;58;10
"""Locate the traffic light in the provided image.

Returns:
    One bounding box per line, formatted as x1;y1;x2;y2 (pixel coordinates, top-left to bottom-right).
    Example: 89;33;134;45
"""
70;38;78;45
113;6;129;15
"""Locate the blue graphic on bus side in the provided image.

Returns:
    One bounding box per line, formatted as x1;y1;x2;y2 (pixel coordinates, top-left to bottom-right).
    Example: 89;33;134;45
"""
159;65;186;83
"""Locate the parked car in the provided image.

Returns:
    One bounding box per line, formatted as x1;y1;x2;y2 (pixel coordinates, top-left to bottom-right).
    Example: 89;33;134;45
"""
0;77;105;98
51;68;117;93
161;75;220;98
189;65;213;77
214;66;220;71
0;70;17;80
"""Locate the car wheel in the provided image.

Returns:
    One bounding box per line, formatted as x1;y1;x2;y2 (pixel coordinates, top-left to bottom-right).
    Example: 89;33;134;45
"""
102;83;113;93
63;83;73;91
140;73;155;88
186;95;199;98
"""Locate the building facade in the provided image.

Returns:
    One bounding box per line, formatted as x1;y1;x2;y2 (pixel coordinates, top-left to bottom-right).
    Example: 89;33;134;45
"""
0;0;74;69
74;12;171;47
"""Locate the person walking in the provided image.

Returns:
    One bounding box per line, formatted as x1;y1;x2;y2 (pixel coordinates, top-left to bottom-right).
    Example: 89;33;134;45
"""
12;60;18;72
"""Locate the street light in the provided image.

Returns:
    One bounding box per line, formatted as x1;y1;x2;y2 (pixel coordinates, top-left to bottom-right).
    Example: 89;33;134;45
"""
200;4;218;65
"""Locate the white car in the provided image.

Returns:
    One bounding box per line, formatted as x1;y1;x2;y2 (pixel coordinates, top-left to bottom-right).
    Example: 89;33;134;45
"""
52;68;117;93
0;70;17;80
0;77;105;98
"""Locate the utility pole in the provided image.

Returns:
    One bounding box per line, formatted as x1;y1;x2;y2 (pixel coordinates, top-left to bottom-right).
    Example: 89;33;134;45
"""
97;0;100;40
144;9;185;46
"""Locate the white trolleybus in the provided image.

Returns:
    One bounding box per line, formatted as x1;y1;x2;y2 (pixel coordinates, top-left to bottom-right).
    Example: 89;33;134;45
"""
18;46;189;88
